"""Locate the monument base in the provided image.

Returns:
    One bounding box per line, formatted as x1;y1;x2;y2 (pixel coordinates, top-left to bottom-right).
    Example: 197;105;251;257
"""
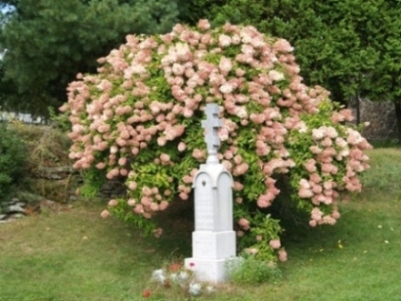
184;256;239;283
185;230;239;283
192;230;236;259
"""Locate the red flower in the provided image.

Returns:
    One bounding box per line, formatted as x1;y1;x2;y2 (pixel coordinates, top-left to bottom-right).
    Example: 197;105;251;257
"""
142;289;151;298
169;263;181;272
189;262;195;268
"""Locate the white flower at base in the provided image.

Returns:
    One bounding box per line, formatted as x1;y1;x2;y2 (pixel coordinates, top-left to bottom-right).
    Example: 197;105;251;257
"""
170;273;178;282
177;271;189;282
188;282;202;296
151;269;166;284
205;285;215;294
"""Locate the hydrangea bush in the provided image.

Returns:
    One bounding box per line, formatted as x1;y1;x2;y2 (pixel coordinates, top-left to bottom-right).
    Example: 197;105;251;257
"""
61;20;371;262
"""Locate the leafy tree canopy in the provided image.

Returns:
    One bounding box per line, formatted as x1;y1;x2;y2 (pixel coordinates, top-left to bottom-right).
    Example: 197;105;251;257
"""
182;0;401;139
184;0;385;104
0;0;179;116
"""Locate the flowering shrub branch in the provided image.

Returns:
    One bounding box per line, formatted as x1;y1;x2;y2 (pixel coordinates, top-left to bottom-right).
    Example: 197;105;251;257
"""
61;20;371;262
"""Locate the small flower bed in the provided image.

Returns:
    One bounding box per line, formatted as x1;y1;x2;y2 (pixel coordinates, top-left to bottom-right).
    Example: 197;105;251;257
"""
61;19;371;262
142;262;215;299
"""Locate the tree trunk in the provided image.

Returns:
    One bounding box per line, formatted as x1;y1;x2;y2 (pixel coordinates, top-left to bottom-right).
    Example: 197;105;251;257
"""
393;99;401;144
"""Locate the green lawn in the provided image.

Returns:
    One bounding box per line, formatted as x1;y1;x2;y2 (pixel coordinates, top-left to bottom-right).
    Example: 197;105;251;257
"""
1;148;401;301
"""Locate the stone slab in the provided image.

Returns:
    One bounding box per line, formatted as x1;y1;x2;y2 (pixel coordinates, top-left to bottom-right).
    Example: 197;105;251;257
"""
184;256;239;283
192;230;236;259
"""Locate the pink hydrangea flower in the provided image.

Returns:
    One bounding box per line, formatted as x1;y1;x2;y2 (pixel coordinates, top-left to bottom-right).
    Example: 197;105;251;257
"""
298;188;313;198
303;159;317;173
219;34;232;47
312;128;325;140
257;196;271;208
192;148;206;160
237;230;245;237
321;137;333;147
219;57;233;74
108;199;118;207
309;220;317;227
100;210;110;218
160;153;171;164
127;198;136;206
118;157;127;166
159;201;169;211
178;142;186;152
142;186;152;196
233;163;249;176
238;218;250;230
245;248;259;255
232;181;243;191
179;192;189;200
278;249;288;262
311;208;323;221
95;162;106;169
197;19;210;31
269;239;281;249
332;210;341;219
273;39;294;52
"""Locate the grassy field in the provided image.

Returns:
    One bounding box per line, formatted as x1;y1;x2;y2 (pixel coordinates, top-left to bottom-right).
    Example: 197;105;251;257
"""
1;148;401;301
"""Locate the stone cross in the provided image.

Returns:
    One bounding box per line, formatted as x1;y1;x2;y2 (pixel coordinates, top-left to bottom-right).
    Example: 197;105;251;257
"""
201;104;222;162
184;103;237;283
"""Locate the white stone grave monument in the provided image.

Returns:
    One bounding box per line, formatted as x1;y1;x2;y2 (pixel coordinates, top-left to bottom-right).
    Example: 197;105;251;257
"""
184;103;237;283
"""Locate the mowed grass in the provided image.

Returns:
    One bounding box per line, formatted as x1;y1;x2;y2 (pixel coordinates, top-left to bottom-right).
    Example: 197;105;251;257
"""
1;148;401;301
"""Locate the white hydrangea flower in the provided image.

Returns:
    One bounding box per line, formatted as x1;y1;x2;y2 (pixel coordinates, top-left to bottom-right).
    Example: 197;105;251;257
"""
219;83;234;94
312;128;325;140
268;70;285;81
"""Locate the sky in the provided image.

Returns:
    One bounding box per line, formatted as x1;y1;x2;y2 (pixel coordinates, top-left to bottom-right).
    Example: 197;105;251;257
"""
1;4;14;14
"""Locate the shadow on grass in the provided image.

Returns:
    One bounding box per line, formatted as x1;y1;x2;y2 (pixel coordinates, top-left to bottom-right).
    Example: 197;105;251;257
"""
151;197;194;259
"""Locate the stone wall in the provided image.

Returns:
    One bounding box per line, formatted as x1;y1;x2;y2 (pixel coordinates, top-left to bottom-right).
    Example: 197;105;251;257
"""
0;166;125;224
349;98;398;142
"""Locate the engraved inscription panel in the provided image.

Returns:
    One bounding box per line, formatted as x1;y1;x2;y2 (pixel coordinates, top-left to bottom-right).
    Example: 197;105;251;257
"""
193;232;216;259
195;173;215;231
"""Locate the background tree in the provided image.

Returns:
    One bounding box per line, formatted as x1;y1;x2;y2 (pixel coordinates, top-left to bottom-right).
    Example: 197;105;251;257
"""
0;0;179;116
365;1;401;142
183;0;401;140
